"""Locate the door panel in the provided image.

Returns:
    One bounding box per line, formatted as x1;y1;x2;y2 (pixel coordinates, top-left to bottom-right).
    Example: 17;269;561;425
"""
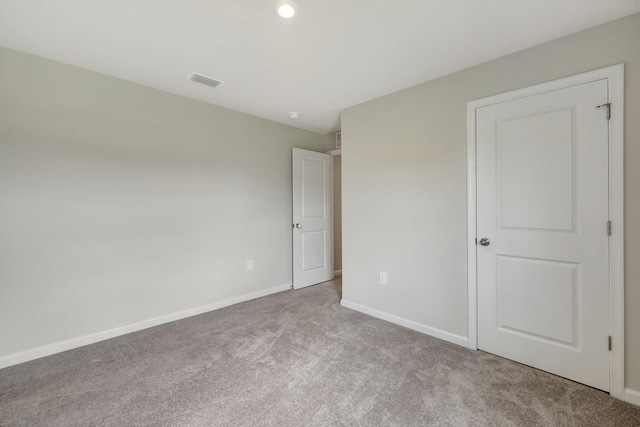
476;79;610;391
302;231;326;271
498;108;574;231
497;255;578;345
292;148;332;289
302;159;326;218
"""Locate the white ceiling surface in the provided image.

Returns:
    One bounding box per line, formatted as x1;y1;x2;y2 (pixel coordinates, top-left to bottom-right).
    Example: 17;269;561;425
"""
0;1;638;134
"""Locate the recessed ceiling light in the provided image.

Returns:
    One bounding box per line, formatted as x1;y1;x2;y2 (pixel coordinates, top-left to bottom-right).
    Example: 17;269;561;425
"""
275;0;297;18
289;112;300;119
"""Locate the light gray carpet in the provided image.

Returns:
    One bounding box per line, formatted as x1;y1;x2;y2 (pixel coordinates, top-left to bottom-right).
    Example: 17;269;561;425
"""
1;279;639;426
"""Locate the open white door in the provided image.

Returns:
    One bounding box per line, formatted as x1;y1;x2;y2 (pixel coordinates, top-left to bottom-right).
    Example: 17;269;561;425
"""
475;78;611;391
292;148;333;289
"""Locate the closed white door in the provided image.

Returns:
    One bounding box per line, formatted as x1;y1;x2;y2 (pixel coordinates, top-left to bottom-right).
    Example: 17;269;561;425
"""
292;148;333;289
476;79;610;391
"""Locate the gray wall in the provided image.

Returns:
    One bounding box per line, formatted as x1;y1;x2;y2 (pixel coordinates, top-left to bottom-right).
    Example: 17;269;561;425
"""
0;46;333;359
341;14;640;390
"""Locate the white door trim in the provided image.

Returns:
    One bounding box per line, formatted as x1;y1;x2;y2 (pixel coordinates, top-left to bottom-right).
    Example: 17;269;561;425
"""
466;64;624;399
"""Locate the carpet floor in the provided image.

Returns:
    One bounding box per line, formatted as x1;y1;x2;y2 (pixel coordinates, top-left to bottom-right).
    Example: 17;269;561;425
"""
1;278;639;426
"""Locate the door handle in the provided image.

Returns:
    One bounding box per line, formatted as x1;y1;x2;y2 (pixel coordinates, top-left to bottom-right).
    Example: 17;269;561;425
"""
294;223;302;230
479;237;491;246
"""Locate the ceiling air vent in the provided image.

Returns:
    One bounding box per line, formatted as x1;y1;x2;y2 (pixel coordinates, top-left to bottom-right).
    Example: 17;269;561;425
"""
189;73;225;89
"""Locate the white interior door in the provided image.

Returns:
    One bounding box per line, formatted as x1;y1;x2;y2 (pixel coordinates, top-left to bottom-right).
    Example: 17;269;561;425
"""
292;148;333;289
476;79;610;391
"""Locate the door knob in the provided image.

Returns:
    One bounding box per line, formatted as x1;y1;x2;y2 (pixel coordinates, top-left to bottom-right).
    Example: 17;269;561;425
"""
294;223;302;230
479;237;491;246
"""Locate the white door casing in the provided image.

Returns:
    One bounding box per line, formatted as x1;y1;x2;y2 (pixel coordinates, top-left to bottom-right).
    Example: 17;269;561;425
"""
467;64;624;397
292;148;333;289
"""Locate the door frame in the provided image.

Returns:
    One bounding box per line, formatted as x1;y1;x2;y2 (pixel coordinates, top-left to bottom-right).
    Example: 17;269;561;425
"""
466;64;624;398
327;149;341;277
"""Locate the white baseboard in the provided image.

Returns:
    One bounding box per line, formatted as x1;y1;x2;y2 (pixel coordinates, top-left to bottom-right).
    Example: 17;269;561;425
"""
0;283;292;370
340;299;468;347
334;269;342;276
624;388;640;408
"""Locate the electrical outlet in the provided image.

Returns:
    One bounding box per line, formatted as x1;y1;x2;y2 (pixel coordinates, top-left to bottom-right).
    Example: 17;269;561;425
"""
246;259;254;270
379;271;388;285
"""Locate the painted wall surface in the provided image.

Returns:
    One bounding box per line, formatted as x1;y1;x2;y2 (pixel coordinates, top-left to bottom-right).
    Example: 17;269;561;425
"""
333;155;342;273
341;14;640;389
0;46;333;359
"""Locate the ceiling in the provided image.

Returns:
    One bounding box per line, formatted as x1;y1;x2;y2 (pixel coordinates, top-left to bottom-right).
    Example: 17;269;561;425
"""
0;1;638;135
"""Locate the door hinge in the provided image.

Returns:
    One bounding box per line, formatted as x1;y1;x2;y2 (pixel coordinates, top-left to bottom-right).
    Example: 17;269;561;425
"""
607;221;612;236
596;103;611;120
608;336;612;351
